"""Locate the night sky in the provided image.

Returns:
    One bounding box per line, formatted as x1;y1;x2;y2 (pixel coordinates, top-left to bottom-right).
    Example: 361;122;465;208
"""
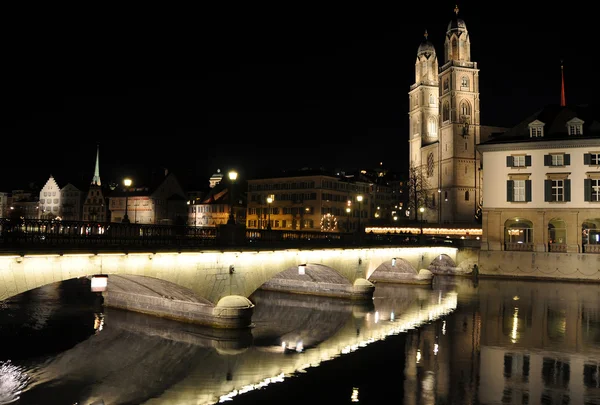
1;2;597;192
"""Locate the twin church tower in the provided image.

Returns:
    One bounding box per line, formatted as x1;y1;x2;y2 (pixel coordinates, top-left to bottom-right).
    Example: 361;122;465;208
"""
408;6;503;225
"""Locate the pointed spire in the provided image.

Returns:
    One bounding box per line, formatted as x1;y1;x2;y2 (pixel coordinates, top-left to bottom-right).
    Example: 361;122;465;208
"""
454;4;459;15
91;144;101;186
424;29;428;40
560;60;566;107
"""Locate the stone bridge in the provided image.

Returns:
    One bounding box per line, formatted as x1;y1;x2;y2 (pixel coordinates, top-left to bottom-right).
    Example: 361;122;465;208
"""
0;246;474;327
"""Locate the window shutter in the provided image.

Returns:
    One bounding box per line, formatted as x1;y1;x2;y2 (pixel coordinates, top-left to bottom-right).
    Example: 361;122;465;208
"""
544;179;552;201
585;178;592;201
584;153;592;165
507;180;514;202
564;154;571;165
544;155;551;166
525;155;532;166
506;156;513;167
565;179;571;201
525;180;532;202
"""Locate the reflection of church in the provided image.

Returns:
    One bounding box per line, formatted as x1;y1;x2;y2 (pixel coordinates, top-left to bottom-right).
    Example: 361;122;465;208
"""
408;6;506;226
403;278;600;404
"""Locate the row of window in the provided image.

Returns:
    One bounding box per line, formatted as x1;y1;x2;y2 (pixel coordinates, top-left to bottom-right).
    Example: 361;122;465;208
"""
507;178;600;202
507;153;600;168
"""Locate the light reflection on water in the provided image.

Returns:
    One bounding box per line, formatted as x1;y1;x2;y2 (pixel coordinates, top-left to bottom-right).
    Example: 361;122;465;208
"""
3;276;600;404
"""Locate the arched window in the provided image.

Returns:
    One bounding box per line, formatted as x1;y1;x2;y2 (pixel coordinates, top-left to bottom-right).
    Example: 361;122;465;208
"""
443;78;449;92
465;190;469;201
548;218;567;247
451;38;458;59
428;116;437;136
429;93;434;105
504;218;534;250
443;102;450;122
461;76;469;88
422;61;427;76
460;101;471;116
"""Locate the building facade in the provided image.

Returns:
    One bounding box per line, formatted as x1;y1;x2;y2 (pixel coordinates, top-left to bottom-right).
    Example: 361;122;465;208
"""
39;175;61;219
408;7;506;225
109;171;187;225
478;104;600;254
246;171;372;232
60;183;84;221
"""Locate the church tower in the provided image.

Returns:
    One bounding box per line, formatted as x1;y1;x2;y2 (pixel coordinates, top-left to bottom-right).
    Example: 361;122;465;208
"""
409;30;439;169
437;5;480;224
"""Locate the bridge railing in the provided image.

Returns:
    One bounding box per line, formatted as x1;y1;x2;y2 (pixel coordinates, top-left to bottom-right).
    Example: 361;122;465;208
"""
0;218;476;253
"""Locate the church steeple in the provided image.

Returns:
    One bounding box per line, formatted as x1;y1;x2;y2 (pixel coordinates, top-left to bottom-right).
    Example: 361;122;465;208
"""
560;60;566;107
91;144;101;186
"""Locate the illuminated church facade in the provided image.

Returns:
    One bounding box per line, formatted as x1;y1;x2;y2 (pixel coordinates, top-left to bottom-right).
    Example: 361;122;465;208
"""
408;6;506;225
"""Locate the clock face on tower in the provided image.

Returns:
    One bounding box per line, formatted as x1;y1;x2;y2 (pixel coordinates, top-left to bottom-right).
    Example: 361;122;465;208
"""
427;152;434;177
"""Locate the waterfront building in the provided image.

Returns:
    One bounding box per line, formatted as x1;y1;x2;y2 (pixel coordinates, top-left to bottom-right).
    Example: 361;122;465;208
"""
246;169;371;232
108;170;187;225
39;175;61;219
0;192;10;218
478;102;600;254
60;183;85;221
408;6;507;225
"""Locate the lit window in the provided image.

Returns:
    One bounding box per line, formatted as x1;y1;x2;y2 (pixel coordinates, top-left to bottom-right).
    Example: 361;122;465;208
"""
513;156;525;167
528;120;545;138
566;117;584;135
592;179;600;202
514;180;526;202
551;179;564;202
551;154;564;166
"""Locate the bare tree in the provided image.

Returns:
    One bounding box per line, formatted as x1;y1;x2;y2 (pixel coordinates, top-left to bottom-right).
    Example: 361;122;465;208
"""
406;162;432;221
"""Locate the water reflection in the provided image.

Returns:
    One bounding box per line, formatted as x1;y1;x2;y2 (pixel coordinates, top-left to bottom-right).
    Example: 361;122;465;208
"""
10;275;600;404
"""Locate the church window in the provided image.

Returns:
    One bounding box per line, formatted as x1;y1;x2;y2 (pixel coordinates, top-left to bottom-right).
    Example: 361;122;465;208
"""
428;117;437;136
460;101;471;116
429;93;434;105
465;191;470;201
427;152;434;177
443;102;450;122
465;165;468;174
443;78;449;92
422;61;427;76
452;38;458;59
461;76;469;89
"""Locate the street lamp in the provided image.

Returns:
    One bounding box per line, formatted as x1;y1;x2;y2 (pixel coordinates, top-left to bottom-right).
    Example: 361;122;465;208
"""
266;195;273;230
122;178;132;223
346;206;351;232
227;170;237;225
356;195;363;233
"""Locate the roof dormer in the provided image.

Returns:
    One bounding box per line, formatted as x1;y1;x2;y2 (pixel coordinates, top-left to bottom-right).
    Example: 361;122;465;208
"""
566;117;584;135
528;119;545;138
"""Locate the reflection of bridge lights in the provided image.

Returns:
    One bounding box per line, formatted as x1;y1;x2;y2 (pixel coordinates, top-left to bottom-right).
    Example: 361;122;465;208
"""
296;341;303;353
351;387;359;402
390;311;395;321
442;320;446;335
374;311;379;324
94;313;104;333
416;349;422;364
433;343;439;355
511;307;519;343
219;373;286;402
0;360;30;404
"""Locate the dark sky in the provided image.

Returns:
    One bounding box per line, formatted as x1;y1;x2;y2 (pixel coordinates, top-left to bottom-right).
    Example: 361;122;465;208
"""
1;2;597;192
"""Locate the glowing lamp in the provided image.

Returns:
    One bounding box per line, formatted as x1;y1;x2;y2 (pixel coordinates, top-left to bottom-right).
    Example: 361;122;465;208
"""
91;275;108;292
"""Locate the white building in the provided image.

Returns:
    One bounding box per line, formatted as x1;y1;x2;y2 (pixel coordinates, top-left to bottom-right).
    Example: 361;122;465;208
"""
39;175;61;219
478;103;600;254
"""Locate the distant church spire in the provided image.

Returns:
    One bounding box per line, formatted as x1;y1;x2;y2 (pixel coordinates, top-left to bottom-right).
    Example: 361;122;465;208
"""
560;60;566;107
91;144;101;186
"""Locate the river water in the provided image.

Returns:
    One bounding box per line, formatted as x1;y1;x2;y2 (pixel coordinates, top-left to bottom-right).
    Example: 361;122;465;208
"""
1;275;599;405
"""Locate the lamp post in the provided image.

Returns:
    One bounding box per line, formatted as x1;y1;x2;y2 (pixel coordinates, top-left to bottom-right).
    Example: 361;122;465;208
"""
346;206;351;232
266;195;273;230
122;178;132;223
227;170;237;225
356;195;363;235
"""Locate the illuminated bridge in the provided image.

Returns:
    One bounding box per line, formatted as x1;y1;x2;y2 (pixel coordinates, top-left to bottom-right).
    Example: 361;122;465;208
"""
0;219;478;328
